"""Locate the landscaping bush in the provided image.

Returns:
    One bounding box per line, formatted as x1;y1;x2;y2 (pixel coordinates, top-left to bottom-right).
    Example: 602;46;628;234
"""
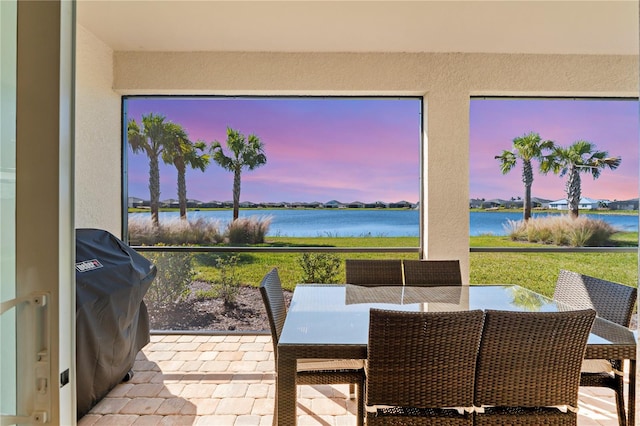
143;248;195;310
506;215;618;247
213;255;241;307
298;253;342;283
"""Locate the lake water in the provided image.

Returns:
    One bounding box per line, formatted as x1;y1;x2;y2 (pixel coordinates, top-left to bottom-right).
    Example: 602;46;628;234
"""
130;209;639;237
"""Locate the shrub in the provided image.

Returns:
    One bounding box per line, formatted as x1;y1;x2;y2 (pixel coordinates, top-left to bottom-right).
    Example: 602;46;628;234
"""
298;253;342;283
225;216;272;244
506;214;618;247
143;248;195;310
213;255;241;307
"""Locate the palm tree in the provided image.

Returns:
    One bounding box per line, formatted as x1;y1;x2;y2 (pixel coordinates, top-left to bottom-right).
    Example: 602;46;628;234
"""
162;123;210;220
495;132;554;221
541;140;621;218
128;113;170;227
211;127;267;221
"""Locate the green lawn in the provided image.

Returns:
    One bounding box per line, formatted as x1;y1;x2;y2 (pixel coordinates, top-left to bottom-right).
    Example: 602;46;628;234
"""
182;234;637;297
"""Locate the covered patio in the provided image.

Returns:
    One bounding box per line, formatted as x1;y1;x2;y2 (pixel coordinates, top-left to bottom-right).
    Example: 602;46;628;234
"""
71;1;638;425
78;334;628;425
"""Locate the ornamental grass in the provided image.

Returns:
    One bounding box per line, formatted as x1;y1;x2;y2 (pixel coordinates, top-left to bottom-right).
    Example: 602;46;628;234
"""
505;214;618;247
128;216;225;245
225;216;272;244
128;215;272;245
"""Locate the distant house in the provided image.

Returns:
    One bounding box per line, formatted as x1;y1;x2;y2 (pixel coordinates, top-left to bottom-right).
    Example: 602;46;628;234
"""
504;199;523;209
347;201;365;208
324;200;345;208
203;200;224;208
160;198;179;208
482;199;505;209
531;197;552;209
186;199;203;208
469;199;484;209
609;198;639;210
270;201;289;208
128;196;146;208
548;197;600;210
388;200;413;208
470;197;552;209
365;201;387;208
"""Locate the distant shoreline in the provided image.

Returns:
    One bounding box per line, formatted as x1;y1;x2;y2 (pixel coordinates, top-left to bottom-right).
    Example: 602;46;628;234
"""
468;208;638;216
128;206;416;213
128;207;638;215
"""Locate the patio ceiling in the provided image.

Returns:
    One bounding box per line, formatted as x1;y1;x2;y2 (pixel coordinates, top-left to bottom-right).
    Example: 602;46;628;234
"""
77;0;638;55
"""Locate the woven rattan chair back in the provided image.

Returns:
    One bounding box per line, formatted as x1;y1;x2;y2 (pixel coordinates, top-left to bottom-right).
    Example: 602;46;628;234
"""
474;309;596;426
345;259;403;286
553;269;636;426
554;269;637;327
365;308;484;425
259;267;287;358
259;268;366;425
402;259;462;286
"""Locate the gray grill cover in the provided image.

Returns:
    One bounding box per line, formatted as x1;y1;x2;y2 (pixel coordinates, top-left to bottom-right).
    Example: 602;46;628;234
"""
75;228;156;418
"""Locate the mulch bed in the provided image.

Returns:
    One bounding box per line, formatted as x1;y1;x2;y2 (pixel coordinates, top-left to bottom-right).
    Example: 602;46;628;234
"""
145;282;638;332
146;282;292;332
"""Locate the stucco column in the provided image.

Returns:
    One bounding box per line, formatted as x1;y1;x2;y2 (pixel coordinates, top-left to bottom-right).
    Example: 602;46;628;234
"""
422;90;470;283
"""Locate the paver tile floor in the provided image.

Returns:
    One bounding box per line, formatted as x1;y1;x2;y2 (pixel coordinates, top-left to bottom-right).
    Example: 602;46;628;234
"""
78;334;633;426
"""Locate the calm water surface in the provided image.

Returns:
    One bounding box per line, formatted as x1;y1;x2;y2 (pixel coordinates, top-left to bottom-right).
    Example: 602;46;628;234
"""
130;209;639;237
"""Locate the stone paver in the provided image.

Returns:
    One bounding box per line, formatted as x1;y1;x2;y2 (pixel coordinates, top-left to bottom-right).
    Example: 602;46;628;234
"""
81;334;628;425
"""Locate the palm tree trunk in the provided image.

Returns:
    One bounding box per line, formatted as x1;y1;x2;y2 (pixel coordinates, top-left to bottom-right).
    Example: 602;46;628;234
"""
176;158;187;220
566;168;581;218
522;160;533;221
149;155;160;227
232;168;241;221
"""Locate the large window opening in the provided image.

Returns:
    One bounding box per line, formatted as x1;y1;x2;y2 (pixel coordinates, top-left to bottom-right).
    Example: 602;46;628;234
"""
123;96;423;331
124;96;422;244
469;97;638;295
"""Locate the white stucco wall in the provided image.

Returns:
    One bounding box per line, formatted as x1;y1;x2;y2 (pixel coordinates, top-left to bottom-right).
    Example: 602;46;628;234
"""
73;46;638;280
106;51;637;281
74;25;121;235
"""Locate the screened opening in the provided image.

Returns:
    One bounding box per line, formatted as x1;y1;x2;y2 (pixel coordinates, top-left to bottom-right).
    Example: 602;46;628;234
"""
123;96;423;246
469;97;639;294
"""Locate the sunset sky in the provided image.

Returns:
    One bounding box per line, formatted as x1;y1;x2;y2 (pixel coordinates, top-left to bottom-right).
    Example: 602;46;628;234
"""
470;98;639;202
126;96;638;204
126;97;422;204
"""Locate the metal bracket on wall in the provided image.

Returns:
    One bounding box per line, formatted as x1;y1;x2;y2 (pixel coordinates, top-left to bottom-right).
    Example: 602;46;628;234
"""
0;292;50;425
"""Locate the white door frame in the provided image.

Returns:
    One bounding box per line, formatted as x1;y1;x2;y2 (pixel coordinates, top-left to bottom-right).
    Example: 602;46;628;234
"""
11;1;75;424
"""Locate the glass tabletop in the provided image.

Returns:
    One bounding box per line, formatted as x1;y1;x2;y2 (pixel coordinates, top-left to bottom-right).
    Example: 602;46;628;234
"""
279;284;637;347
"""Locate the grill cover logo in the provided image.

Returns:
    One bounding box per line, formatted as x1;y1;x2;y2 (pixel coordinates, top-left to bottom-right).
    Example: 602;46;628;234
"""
76;259;103;272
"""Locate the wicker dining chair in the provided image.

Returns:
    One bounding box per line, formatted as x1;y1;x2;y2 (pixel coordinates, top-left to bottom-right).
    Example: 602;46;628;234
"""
553;269;637;426
474;309;596;426
259;268;365;426
345;259;404;286
402;259;462;286
365;308;484;425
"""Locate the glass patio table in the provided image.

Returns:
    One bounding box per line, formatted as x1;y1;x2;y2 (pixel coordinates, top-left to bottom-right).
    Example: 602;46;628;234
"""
276;284;637;426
